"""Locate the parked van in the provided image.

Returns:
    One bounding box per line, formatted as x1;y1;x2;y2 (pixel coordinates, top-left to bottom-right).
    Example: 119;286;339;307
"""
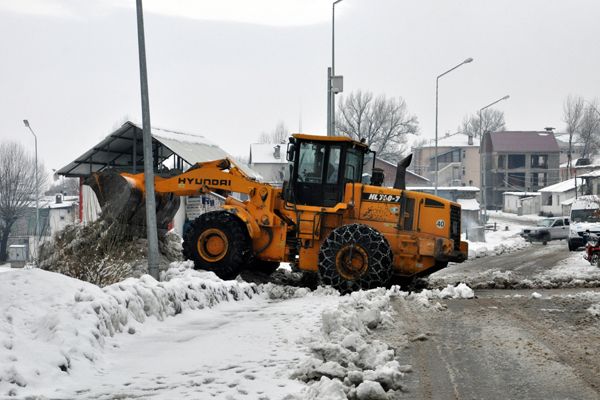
568;195;600;250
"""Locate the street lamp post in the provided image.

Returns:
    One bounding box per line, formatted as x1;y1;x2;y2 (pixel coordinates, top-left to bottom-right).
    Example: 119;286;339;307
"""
22;119;39;264
479;95;510;222
434;57;473;195
328;0;344;136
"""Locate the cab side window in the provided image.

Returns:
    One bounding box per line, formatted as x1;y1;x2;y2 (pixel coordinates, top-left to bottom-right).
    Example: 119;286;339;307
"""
554;219;563;227
345;149;362;182
326;146;341;184
297;143;324;183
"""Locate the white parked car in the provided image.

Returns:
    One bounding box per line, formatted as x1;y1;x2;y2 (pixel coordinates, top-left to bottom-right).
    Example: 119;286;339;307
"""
520;217;570;245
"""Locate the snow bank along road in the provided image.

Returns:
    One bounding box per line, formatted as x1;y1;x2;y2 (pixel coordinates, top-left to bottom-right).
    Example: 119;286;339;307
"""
431;240;600;289
381;288;600;400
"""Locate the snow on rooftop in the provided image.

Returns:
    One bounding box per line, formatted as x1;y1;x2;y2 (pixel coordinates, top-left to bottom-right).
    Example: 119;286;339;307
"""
457;198;480;210
538;178;583;193
503;191;541;196
415;133;480;149
128;122;220;148
559;161;600;169
579;169;600;178
250;143;288;164
561;197;576;206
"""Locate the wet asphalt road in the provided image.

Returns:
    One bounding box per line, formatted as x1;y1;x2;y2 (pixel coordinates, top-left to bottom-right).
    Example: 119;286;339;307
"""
383;289;600;400
430;240;573;286
381;238;600;400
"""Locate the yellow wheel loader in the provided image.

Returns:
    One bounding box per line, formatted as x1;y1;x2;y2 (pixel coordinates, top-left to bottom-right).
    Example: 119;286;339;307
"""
88;134;468;291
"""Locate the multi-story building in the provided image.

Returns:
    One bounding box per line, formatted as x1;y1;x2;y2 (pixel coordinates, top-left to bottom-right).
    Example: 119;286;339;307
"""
481;131;560;209
411;132;480;188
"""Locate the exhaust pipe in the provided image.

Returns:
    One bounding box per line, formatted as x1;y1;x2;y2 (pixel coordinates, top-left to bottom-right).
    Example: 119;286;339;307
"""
393;154;413;190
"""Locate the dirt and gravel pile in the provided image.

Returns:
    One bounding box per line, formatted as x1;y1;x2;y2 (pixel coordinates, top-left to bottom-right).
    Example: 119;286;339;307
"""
38;219;183;286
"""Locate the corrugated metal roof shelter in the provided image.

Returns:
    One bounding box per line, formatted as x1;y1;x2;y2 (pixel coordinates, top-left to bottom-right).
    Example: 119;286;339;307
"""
57;121;257;178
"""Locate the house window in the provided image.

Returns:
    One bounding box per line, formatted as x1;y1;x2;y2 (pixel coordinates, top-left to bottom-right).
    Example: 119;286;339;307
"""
547;195;552;206
434;149;461;164
507;154;525;169
497;155;506;169
532;173;546;187
531;154;548;169
507;173;526;188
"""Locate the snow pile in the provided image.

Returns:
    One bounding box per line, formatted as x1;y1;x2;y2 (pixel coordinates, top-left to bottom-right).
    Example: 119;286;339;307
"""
289;288;405;400
588;303;600;317
466;227;528;259
294;292;404;398
535;254;600;287
289;283;475;399
0;262;259;397
260;282;339;300
400;283;475;311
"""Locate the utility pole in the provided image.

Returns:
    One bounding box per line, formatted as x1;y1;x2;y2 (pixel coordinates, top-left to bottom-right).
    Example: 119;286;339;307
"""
328;0;344;136
23;120;39;264
135;0;160;280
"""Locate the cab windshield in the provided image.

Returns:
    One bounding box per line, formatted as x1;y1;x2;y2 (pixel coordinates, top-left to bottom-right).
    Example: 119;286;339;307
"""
571;209;600;223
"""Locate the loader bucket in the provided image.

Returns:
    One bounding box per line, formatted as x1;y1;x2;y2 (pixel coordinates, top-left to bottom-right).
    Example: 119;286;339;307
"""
85;169;180;234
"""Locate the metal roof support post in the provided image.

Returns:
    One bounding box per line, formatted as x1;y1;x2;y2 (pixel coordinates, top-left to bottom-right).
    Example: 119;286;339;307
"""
135;0;160;280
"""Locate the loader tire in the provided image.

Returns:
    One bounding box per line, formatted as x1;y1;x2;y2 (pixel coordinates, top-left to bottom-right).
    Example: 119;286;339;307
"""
183;211;251;280
319;224;393;292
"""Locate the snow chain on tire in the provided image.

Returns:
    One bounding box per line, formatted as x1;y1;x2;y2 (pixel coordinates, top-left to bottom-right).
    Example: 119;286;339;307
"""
319;224;393;292
182;211;251;280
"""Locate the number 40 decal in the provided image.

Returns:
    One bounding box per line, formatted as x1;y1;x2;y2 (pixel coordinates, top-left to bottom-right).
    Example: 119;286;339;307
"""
436;219;446;229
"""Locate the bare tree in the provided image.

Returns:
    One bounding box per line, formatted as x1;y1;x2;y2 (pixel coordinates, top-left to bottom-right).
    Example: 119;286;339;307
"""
563;95;585;176
578;101;600;160
258;121;289;144
459;108;506;138
336;90;419;163
0;141;48;261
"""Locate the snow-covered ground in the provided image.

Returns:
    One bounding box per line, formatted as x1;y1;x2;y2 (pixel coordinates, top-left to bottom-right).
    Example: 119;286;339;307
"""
464;222;528;259
535;252;600;287
0;262;477;399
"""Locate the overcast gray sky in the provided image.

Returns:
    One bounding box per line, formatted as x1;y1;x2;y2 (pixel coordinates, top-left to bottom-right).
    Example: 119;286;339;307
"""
1;0;599;171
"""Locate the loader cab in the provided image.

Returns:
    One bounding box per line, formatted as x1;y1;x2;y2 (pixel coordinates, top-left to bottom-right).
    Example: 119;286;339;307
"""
283;134;372;207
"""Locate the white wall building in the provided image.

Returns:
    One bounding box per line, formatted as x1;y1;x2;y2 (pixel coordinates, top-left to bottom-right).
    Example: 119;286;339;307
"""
248;143;288;186
539;178;583;216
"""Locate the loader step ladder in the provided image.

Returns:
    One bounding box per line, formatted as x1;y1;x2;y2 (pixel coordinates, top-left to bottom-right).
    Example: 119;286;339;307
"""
297;212;322;241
